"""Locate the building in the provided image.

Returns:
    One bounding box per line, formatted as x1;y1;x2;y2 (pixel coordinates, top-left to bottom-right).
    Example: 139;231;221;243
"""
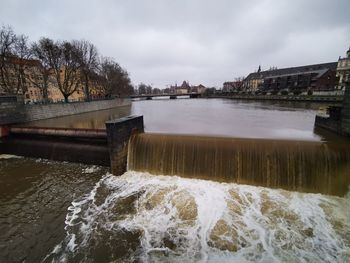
171;81;191;94
262;66;337;93
89;75;105;100
191;84;206;94
46;67;85;103
242;66;264;92
0;56;46;103
243;62;337;93
223;81;243;93
0;56;89;103
336;47;350;90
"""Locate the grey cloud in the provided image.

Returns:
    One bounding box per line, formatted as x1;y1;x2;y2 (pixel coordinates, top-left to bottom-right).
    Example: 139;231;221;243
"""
1;0;349;87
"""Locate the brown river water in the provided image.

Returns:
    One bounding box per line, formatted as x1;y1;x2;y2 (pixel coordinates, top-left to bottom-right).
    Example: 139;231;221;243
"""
1;98;350;262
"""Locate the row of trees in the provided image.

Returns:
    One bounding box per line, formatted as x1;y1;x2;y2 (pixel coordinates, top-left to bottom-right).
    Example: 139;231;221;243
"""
137;83;178;95
0;25;133;102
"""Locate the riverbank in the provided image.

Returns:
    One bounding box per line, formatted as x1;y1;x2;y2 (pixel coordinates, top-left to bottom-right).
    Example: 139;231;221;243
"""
208;94;343;103
0;98;131;125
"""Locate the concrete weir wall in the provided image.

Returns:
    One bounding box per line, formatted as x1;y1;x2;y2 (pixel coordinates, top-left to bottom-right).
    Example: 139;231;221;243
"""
0;127;109;166
0;115;144;170
0;98;130;125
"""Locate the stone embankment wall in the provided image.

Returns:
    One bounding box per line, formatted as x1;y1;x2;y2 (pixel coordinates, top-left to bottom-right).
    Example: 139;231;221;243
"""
209;95;343;103
341;84;350;135
0;98;130;125
314;82;350;136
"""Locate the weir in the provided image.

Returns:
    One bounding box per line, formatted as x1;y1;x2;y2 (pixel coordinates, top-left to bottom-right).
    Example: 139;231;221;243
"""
0;126;109;165
127;133;350;196
1;114;350;196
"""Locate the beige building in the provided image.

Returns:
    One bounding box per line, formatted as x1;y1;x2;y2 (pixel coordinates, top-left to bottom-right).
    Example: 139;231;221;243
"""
243;74;264;92
172;80;191;94
336;47;350;90
0;57;45;103
191;84;206;94
46;66;86;103
1;57;88;103
24;61;46;103
176;88;188;94
1;56;118;103
47;76;85;103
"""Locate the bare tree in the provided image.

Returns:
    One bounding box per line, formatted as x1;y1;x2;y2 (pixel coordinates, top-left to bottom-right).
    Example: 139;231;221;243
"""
36;39;81;102
58;41;82;102
0;26;31;95
29;38;57;103
0;25;16;94
146;84;152;94
74;40;99;101
98;57;133;98
152;87;161;94
1;25;133;102
233;76;245;91
138;83;147;95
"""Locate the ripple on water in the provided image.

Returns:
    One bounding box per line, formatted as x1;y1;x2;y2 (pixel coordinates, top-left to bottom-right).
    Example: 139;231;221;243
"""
0;158;107;263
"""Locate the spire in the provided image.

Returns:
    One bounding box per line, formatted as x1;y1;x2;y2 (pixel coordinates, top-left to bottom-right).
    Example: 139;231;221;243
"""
257;65;261;73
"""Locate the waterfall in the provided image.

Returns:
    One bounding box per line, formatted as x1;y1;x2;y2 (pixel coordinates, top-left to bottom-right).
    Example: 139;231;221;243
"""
128;133;350;196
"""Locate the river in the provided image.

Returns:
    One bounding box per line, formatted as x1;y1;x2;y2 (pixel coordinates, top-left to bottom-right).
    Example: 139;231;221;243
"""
1;98;350;262
21;98;337;141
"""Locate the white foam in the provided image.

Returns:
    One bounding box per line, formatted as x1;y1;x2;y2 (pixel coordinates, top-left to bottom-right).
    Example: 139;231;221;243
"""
82;166;100;174
0;154;22;159
271;128;318;140
53;171;350;262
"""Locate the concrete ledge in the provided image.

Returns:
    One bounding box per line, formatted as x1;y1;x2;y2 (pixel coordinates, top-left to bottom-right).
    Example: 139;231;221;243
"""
9;126;106;139
0;134;109;165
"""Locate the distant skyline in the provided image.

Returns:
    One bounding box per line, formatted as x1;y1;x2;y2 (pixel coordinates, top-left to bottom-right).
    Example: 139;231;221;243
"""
1;0;349;88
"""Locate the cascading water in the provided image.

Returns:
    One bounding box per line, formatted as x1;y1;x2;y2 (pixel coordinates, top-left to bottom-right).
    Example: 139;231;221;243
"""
127;133;350;196
44;134;350;262
49;172;350;263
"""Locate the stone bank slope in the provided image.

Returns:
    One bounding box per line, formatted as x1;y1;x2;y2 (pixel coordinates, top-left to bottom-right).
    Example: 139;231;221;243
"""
0;98;131;125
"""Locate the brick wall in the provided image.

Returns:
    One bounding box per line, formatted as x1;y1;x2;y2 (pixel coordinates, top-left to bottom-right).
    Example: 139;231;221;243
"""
0;98;131;125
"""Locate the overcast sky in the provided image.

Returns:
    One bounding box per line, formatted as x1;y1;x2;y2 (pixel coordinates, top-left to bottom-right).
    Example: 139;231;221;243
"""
1;0;349;88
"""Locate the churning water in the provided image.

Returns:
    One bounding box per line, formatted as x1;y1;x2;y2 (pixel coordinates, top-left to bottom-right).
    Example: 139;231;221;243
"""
1;154;350;262
47;172;350;263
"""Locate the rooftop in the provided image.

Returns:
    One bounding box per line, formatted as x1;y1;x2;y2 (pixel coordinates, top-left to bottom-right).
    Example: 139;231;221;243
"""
245;62;337;81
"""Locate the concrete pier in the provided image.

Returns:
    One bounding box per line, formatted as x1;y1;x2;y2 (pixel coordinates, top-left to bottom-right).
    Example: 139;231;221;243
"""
315;81;350;136
106;116;144;175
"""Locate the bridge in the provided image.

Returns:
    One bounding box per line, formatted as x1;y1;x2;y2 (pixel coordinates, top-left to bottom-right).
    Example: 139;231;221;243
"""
130;93;201;100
